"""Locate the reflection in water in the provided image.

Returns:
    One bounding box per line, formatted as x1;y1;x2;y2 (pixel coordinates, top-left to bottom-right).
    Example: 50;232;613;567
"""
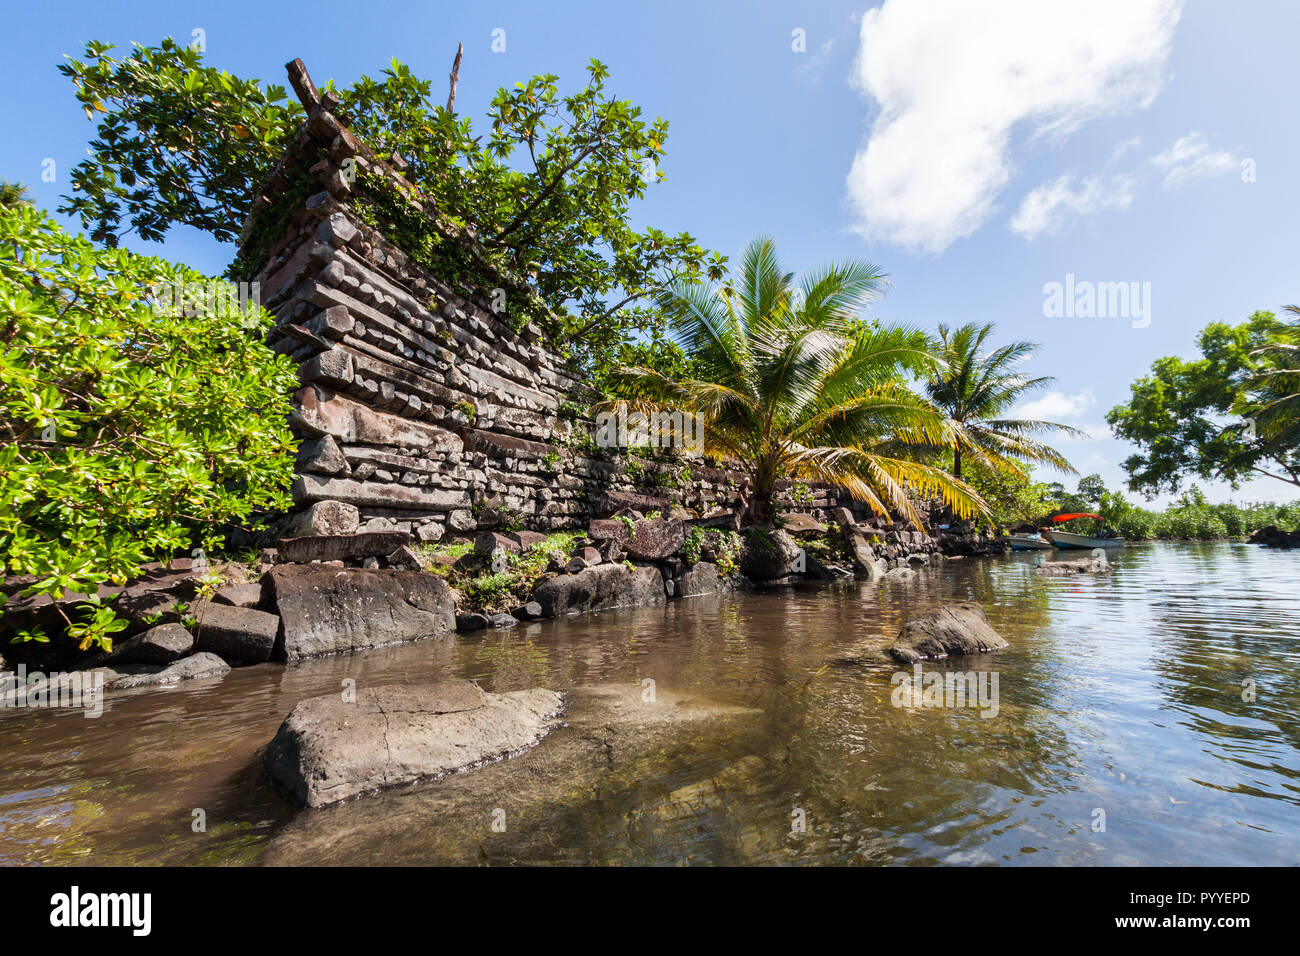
1;543;1297;865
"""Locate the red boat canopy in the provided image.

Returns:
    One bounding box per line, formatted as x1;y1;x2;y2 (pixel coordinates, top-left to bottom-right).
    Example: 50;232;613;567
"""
1052;512;1103;522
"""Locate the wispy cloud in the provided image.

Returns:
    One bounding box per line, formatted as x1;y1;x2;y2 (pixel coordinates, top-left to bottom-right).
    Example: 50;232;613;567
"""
1110;136;1143;162
1010;174;1137;240
797;39;835;84
846;0;1183;254
1151;130;1239;188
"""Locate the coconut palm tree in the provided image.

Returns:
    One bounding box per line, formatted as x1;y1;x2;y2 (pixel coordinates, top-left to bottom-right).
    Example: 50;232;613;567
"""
607;237;988;527
925;322;1083;481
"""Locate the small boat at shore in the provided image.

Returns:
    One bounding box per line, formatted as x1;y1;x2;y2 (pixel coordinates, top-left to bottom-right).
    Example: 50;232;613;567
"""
1006;533;1052;550
1046;513;1125;550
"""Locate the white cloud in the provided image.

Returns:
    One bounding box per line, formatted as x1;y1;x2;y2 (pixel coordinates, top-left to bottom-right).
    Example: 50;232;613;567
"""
847;0;1183;253
1015;386;1095;423
1010;174;1136;239
1151;130;1238;188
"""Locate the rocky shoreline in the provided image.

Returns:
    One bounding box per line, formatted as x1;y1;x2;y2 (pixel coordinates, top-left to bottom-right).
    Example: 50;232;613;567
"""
0;502;999;684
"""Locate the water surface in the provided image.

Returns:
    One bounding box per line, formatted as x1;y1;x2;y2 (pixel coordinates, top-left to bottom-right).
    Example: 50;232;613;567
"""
2;542;1297;865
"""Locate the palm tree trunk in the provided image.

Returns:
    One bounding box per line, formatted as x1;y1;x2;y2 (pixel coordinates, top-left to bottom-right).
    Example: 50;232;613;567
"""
750;461;776;525
953;446;963;480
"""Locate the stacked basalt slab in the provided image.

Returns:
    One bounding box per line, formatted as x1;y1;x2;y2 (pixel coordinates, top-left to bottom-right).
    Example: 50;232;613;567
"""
240;60;759;541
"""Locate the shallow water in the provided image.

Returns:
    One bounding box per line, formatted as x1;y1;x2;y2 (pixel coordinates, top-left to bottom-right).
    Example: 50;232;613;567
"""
2;542;1298;865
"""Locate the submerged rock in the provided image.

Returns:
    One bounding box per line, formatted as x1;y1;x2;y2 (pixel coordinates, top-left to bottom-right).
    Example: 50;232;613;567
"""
262;680;564;808
888;603;1008;663
103;651;231;690
1034;555;1110;576
260;683;764;864
268;565;456;661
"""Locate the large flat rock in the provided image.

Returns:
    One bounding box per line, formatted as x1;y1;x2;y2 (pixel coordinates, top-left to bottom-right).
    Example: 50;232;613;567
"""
269;565;456;661
263;680;564;807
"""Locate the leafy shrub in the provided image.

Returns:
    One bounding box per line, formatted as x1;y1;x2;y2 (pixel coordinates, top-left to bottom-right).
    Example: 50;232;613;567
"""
0;204;298;649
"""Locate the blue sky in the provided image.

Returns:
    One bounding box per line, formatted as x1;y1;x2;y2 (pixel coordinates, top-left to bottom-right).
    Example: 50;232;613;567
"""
3;0;1297;505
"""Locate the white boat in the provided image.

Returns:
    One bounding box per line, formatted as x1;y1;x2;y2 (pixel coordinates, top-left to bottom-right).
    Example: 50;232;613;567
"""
1006;533;1052;550
1046;513;1125;550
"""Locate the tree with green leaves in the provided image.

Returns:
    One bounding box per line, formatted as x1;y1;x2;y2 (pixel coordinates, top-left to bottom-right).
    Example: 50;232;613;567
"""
0;181;32;208
1236;305;1300;466
1106;309;1300;494
608;237;988;527
924;322;1082;481
0;202;299;651
57;38;724;376
961;462;1058;529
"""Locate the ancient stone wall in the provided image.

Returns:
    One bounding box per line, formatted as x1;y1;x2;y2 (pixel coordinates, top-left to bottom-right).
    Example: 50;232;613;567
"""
241;61;849;543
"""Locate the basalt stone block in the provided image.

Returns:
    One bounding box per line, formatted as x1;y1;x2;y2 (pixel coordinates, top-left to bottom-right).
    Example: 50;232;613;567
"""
415;522;445;543
109;623;195;665
447;510;477;532
845;529;887;580
292;385;463;453
291;475;471;512
676;561;751;598
778;513;826;535
193;601;279;664
510;531;547;551
276;531;411;563
739;528;802;581
512;601;544;621
532;563;667;618
212;582;267;609
475;531;520;556
597;490;670;516
692;509;742;531
269;565;456;662
588;517;685;560
295;435;349;477
262;681;564;807
385;545;429;571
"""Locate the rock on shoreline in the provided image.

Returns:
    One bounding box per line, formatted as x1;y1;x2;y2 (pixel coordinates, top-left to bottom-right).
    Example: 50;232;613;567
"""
269;565;457;661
